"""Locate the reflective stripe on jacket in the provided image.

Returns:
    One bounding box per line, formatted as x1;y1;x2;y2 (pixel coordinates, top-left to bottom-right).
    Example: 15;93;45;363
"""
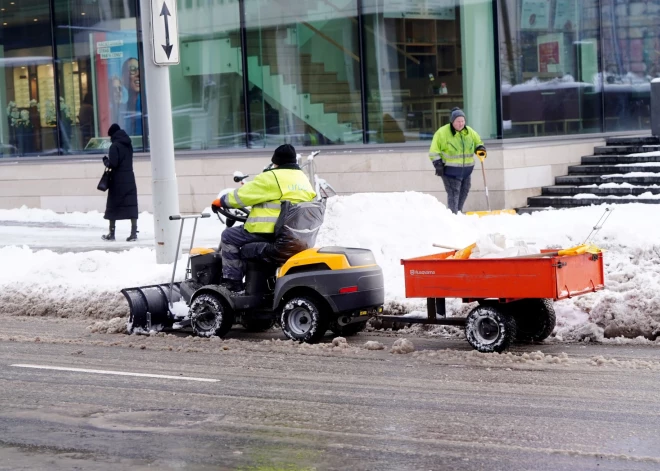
223;168;316;233
428;124;483;179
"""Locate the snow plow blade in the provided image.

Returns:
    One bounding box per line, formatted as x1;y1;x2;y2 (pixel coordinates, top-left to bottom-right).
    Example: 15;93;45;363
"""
121;283;181;333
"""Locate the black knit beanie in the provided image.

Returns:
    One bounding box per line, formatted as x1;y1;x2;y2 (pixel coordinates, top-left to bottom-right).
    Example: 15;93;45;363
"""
271;144;297;165
108;123;121;137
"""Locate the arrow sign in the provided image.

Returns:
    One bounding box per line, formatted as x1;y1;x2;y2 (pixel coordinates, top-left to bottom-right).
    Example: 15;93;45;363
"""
150;0;179;65
160;2;173;59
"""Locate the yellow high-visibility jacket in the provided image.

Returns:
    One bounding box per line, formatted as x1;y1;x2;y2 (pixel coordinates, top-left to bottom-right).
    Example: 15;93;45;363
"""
222;167;316;233
428;124;483;179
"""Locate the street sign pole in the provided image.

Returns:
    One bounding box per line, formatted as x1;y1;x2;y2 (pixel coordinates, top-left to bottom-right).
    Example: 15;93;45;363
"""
139;0;181;264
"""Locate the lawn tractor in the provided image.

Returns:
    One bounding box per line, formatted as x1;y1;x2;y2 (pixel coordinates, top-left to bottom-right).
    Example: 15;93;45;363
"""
121;211;384;343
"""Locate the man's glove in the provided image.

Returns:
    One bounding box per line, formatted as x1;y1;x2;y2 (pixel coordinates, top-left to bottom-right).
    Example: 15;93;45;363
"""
432;159;444;177
211;198;222;214
102;156;110;167
475;145;487;159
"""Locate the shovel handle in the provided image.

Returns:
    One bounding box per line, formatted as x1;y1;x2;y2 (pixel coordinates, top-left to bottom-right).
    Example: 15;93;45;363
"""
433;243;463;251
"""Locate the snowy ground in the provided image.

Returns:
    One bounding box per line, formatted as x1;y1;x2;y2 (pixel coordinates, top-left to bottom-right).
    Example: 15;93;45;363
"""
0;193;659;344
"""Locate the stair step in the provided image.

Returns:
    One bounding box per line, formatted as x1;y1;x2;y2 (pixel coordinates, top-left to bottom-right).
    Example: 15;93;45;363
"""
568;164;660;174
556;174;660;185
303;83;352;94
270;63;328;75
307;92;362;104
527;196;660;207
542;185;660;196
322;102;362;113
594;145;660;155
605;136;660;146
581;154;660;164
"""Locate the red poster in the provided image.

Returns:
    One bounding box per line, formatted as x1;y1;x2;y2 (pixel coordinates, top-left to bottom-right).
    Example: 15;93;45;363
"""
538;41;559;73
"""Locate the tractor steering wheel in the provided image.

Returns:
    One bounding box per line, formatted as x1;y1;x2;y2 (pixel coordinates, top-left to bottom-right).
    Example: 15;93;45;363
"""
216;205;250;225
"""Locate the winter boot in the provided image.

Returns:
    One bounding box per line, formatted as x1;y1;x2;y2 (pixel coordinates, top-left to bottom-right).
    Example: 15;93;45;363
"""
102;221;116;241
221;278;244;292
126;219;138;242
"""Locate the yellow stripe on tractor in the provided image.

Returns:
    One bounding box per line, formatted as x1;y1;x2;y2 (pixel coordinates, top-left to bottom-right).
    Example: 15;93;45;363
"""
190;248;216;256
278;248;376;277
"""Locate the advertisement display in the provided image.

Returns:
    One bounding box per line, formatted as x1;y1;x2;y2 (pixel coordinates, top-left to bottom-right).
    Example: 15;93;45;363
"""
520;0;550;30
91;31;143;141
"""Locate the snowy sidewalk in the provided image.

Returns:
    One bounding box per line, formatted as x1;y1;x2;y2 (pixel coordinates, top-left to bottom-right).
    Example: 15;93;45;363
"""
0;195;659;344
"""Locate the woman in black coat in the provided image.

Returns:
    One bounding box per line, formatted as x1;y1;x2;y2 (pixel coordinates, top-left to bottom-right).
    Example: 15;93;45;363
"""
102;123;139;241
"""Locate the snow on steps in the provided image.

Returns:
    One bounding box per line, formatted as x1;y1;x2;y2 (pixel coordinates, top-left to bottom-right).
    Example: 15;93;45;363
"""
519;136;660;212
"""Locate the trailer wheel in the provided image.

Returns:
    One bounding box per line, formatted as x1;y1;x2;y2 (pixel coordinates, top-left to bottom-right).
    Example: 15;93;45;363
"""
510;299;556;342
465;305;517;353
281;295;328;343
330;319;368;337
241;318;276;332
190;293;234;338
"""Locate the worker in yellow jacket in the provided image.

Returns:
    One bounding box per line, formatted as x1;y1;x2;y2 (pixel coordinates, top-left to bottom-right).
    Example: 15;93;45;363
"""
428;107;486;213
212;144;316;291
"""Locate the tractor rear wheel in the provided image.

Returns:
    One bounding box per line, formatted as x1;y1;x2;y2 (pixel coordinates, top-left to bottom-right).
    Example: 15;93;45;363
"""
280;295;328;343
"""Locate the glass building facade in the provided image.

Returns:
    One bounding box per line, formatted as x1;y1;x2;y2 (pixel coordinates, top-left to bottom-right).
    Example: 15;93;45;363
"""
1;0;658;158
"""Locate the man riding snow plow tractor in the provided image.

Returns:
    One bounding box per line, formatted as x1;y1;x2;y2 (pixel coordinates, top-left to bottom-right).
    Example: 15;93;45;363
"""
121;145;385;342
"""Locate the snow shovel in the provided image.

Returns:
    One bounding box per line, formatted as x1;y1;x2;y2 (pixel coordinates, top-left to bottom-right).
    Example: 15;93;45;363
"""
466;151;517;217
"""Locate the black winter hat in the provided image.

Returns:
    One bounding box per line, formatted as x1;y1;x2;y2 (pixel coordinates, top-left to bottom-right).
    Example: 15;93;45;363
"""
271;144;297;165
108;123;121;137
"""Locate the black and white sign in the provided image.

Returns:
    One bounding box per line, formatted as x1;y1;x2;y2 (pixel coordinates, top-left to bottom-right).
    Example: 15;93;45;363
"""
150;0;179;65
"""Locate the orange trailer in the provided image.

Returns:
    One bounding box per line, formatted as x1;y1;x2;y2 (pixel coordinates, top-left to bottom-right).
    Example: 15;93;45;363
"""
381;250;605;353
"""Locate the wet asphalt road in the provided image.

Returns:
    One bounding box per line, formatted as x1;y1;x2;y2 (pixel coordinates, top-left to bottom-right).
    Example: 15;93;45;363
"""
1;318;660;471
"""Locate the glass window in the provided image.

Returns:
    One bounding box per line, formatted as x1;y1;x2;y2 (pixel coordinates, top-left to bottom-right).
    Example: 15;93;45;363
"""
499;0;603;137
600;0;658;132
54;0;141;153
362;0;496;144
244;0;362;147
1;0;56;157
168;0;246;150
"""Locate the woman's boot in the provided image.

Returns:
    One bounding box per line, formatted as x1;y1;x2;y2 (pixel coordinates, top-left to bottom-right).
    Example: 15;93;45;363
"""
102;220;116;241
127;219;138;242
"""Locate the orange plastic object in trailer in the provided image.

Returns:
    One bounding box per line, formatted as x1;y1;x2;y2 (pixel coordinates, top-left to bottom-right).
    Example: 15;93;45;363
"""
371;250;605;353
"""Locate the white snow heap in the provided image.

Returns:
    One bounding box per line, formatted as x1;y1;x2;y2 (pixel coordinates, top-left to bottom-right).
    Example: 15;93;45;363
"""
1;194;660;342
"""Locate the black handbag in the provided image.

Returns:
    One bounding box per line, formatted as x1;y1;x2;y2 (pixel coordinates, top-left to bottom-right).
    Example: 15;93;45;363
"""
97;168;112;192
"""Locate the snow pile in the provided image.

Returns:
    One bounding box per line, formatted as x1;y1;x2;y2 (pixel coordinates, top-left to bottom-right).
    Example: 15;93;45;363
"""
364;340;385;350
0;246;188;320
1;194;660;343
391;338;415;354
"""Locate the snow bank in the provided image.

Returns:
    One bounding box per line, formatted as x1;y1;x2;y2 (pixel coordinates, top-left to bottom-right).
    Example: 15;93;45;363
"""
1;194;659;342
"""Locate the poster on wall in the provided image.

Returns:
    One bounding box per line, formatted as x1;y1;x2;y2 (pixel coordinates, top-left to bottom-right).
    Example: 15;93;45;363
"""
537;33;564;73
554;0;578;31
520;0;550;30
91;31;142;141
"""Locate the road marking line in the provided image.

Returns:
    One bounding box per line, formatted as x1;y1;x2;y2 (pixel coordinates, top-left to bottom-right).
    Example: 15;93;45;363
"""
11;364;219;383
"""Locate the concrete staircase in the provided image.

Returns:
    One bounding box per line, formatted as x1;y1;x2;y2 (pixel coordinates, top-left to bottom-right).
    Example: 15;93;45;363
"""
518;136;660;214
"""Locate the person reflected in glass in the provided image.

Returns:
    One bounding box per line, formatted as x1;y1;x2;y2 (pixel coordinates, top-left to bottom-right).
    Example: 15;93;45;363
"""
121;57;142;136
78;93;95;149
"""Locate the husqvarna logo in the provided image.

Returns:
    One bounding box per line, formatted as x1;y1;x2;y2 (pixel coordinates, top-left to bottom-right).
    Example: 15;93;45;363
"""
410;269;435;276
